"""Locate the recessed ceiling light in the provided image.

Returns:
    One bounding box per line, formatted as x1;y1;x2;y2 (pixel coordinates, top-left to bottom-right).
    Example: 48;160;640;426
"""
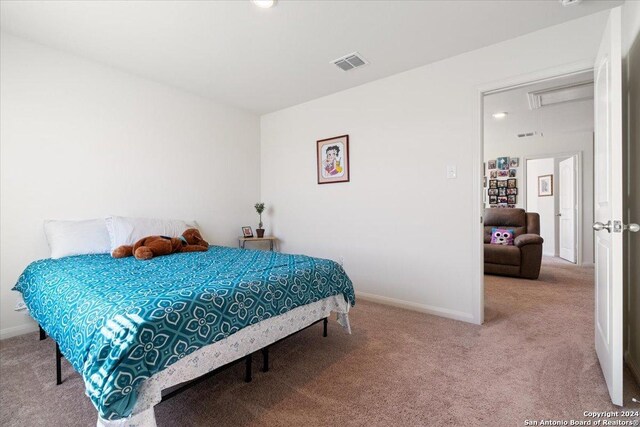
252;0;276;8
492;112;508;119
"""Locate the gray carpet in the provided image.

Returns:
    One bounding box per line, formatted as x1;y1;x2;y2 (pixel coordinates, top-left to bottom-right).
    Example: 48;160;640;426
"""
1;257;639;426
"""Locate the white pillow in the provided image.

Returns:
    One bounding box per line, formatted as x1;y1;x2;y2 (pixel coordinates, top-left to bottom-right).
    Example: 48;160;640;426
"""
105;216;196;253
44;219;112;259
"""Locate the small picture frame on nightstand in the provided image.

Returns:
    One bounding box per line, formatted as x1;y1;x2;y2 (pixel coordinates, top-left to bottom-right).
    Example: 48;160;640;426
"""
241;226;253;238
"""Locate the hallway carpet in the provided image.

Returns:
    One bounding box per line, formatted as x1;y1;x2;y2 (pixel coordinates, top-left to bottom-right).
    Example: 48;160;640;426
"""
1;257;639;426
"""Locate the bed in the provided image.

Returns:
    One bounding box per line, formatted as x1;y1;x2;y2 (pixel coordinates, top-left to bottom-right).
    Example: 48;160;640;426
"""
13;245;355;426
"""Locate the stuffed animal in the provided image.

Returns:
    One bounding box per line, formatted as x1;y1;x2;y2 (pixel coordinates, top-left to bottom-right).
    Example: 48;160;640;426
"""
112;228;209;260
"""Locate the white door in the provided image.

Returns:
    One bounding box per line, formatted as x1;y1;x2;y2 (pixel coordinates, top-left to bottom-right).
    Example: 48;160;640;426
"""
558;157;576;263
593;7;623;407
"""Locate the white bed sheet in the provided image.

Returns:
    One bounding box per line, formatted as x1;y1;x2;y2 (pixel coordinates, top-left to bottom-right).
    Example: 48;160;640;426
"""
97;294;351;427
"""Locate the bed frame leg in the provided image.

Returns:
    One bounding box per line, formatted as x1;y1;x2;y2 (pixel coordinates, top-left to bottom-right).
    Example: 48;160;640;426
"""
56;343;62;385
244;354;252;383
323;317;328;337
39;325;46;341
261;347;269;373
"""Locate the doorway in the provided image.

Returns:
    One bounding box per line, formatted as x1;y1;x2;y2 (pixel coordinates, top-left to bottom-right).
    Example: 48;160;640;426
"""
482;71;594;268
524;152;583;264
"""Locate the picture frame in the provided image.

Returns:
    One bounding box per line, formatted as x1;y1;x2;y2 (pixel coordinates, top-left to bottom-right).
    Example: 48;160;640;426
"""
317;135;350;184
241;226;254;238
507;194;517;204
538;174;553;196
498;196;508;204
498;170;509;177
506;188;518;195
509;157;519;168
490;170;497;178
497;180;508;188
507;178;517;188
489;195;497;204
498;187;507;196
488;188;499;196
489;180;498;189
509;169;517;177
496;157;509;170
488;160;497;170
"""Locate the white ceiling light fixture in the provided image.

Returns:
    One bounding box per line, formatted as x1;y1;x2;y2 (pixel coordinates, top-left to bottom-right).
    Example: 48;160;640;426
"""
492;112;508;119
559;0;583;6
251;0;276;9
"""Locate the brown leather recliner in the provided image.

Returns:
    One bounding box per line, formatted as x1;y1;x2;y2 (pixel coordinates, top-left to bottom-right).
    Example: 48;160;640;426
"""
484;208;544;280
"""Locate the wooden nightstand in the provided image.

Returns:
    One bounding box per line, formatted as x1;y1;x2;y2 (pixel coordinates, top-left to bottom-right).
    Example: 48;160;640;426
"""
238;236;277;251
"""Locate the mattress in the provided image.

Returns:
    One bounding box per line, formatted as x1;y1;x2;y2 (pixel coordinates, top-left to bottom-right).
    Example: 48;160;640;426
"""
13;246;355;421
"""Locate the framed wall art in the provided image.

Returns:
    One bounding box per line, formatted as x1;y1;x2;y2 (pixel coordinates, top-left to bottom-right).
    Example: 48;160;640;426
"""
538;175;553;196
317;135;350;184
496;157;509;170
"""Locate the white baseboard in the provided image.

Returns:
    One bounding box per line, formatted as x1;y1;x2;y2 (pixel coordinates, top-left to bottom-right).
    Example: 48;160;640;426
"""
624;350;640;387
356;291;475;323
0;322;38;340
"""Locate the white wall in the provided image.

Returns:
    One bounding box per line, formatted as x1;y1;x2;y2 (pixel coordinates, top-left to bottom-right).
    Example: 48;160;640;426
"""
261;12;608;324
526;158;556;256
0;34;261;338
622;0;640;387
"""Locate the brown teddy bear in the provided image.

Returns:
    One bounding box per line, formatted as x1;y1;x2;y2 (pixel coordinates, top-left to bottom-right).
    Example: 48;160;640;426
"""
112;228;209;260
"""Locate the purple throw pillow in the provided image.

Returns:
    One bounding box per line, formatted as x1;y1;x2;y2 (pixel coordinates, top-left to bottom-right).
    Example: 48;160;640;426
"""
491;228;515;245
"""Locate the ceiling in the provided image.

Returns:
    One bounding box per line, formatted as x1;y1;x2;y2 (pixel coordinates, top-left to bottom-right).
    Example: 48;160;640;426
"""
0;0;622;114
484;71;595;144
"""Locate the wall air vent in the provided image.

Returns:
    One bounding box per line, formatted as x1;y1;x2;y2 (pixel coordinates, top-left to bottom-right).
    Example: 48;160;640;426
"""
527;81;593;110
517;131;542;139
331;52;369;71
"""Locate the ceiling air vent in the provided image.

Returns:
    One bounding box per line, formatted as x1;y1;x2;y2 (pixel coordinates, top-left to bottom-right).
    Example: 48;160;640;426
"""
517;131;542;139
331;52;368;71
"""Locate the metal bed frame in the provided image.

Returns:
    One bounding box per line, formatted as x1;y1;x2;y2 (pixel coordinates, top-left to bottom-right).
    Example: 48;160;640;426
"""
39;316;329;402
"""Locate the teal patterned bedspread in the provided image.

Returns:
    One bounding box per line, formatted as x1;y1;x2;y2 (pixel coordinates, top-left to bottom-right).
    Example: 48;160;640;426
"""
13;246;355;420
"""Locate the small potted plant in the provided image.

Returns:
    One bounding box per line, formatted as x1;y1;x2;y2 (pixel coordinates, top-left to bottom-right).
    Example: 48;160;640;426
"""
254;202;265;238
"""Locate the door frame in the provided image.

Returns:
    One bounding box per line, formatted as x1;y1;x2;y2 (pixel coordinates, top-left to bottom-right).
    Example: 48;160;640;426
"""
473;60;594;324
522;151;584;265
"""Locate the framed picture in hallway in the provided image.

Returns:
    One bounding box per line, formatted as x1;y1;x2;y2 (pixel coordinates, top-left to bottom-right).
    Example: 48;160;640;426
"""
496;157;509;170
538;175;553;196
317;135;350;184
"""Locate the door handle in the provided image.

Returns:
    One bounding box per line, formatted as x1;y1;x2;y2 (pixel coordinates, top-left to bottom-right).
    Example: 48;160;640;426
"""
625;223;640;232
593;221;612;232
